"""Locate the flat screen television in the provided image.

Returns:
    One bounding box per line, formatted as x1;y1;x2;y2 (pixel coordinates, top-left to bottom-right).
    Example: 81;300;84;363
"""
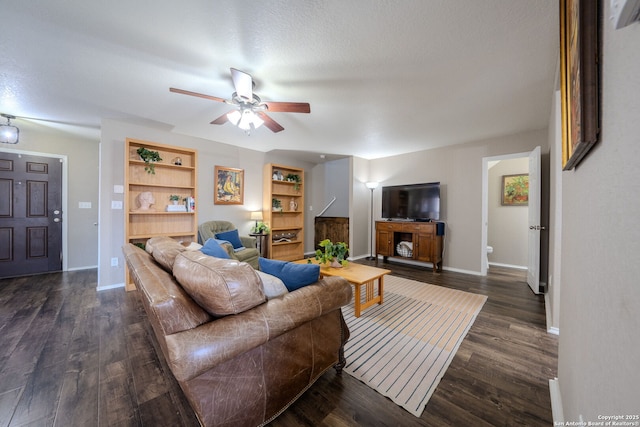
382;182;440;221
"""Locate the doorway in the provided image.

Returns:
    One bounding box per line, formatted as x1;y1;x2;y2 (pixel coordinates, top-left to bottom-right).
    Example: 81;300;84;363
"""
481;147;542;294
0;149;67;279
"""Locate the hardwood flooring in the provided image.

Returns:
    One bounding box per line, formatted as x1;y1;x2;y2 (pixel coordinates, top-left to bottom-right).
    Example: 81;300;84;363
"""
0;261;557;426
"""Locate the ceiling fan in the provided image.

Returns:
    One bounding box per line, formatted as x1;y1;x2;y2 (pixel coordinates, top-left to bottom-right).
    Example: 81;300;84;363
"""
170;68;310;134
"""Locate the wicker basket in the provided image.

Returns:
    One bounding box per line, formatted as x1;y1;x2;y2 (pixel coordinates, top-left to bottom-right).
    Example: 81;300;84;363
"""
396;241;413;258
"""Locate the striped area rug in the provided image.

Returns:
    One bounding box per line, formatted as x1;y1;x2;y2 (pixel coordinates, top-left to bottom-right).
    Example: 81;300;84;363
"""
342;275;487;417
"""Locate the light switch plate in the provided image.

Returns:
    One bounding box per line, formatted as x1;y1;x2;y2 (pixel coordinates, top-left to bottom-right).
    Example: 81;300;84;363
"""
79;202;92;209
111;200;123;209
113;184;124;194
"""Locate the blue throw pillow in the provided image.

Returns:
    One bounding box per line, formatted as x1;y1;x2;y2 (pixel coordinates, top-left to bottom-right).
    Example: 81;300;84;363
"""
259;257;320;292
215;229;245;250
200;238;231;259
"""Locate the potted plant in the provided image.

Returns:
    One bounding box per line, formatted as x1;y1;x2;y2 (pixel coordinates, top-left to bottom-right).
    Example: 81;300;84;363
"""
251;222;270;235
314;239;349;267
169;194;181;205
286;173;301;191
137;147;162;174
272;198;282;212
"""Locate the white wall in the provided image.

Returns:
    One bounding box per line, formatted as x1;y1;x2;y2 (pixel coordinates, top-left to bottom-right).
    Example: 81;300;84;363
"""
488;157;529;268
370;129;548;273
556;12;640;422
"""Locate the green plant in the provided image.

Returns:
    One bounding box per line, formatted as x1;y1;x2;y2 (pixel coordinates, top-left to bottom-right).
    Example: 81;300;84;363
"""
251;221;270;234
169;194;180;201
286;173;301;190
314;239;349;266
272;198;282;210
136;147;162;174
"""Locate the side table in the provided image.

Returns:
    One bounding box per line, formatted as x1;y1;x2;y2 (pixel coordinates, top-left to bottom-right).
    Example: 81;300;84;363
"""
250;233;268;258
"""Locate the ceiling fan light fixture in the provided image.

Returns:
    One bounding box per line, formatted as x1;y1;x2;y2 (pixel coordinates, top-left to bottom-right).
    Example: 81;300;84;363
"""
227;109;263;132
0;114;19;144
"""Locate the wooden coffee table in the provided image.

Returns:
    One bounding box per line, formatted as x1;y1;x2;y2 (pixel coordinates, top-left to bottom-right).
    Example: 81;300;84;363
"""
295;259;391;317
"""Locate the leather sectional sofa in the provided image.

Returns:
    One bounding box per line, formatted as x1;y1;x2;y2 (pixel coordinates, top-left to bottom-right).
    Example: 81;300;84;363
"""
122;237;352;427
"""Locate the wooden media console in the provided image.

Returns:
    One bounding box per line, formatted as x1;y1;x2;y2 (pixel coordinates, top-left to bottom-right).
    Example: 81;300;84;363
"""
375;221;444;272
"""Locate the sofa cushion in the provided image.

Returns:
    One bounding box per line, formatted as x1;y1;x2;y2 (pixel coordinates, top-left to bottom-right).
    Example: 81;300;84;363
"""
215;229;245;250
146;236;186;271
200;238;231;259
255;270;289;299
258;258;320;292
173;251;266;316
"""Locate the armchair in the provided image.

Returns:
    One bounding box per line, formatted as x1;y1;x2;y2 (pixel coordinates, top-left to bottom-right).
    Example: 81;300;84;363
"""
198;220;259;268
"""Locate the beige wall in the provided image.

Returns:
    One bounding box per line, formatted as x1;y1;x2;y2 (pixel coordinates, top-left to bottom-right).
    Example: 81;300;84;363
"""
0;120;100;270
557;13;640;421
98;119;318;289
369;129;548;273
488;157;529;268
99;119;267;288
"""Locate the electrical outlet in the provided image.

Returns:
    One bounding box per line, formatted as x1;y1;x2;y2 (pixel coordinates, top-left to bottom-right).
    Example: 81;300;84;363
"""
111;257;118;267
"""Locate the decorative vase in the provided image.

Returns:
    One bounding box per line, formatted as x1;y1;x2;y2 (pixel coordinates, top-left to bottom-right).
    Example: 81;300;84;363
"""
330;258;343;268
289;198;298;211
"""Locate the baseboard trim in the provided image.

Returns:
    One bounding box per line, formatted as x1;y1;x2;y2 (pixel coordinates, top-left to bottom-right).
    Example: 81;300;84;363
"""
544;292;560;335
549;378;564;423
97;283;125;292
488;262;528;270
67;265;98;272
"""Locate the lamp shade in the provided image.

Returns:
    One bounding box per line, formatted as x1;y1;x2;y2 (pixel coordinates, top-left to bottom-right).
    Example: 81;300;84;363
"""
250;211;263;221
366;181;379;189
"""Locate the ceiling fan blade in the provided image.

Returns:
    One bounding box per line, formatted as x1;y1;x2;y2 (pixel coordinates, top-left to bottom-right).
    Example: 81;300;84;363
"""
210;111;234;125
256;112;284;133
169;87;226;103
230;68;253;100
263;101;311;113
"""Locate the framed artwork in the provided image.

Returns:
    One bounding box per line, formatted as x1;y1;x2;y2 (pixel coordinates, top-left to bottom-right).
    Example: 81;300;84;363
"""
560;0;601;170
501;174;529;206
214;166;244;205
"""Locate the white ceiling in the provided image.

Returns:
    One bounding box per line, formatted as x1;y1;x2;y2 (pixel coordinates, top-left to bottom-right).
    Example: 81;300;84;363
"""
2;1;558;161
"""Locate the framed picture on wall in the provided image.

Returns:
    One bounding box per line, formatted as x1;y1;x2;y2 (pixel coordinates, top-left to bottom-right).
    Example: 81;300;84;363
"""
501;174;529;206
560;0;601;170
214;166;244;205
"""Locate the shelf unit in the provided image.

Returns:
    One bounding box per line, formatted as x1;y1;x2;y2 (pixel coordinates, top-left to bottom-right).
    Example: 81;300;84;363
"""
263;163;304;261
125;138;198;290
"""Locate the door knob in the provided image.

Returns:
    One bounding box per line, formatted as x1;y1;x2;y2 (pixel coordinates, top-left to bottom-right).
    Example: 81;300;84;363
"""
54;218;61;223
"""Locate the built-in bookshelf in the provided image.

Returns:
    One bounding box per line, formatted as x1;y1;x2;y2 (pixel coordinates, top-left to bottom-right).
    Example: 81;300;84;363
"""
124;138;198;290
263;163;304;261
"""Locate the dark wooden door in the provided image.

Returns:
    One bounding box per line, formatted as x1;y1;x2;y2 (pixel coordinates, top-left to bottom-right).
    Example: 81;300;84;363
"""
0;151;63;278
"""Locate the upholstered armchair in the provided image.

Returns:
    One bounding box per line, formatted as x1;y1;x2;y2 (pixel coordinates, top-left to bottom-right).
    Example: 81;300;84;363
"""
198;220;259;268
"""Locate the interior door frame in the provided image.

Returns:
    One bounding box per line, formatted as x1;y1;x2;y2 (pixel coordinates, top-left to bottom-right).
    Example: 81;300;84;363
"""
481;150;533;277
0;147;68;272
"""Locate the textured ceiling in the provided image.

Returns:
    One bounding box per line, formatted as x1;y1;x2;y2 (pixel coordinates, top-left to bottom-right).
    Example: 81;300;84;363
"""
1;1;558;160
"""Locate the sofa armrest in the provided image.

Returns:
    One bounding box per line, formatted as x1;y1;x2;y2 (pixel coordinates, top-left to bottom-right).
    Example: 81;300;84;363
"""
239;235;257;249
164;276;352;381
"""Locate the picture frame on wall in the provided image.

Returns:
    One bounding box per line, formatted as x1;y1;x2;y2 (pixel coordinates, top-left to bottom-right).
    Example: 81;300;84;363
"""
501;174;529;206
214;166;244;205
559;0;601;170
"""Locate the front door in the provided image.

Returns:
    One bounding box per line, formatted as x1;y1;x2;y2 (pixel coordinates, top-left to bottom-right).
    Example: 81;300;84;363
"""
0;151;63;279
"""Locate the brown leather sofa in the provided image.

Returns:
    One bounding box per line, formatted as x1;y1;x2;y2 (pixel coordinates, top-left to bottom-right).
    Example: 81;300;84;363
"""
122;237;352;427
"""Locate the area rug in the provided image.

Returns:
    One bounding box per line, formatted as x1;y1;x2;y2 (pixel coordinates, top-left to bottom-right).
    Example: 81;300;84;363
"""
342;275;487;417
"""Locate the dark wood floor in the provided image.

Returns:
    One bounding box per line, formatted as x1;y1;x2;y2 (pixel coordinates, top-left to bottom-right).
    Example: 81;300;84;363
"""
0;261;557;426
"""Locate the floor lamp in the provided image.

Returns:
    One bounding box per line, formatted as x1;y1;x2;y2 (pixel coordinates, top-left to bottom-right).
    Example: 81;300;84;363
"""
365;181;379;260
